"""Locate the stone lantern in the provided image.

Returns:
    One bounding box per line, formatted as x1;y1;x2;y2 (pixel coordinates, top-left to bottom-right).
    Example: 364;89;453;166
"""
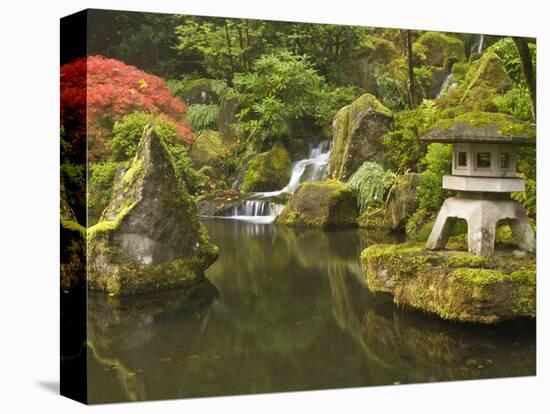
420;116;535;256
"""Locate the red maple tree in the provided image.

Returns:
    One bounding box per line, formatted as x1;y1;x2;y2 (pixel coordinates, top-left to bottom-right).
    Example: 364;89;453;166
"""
61;55;194;161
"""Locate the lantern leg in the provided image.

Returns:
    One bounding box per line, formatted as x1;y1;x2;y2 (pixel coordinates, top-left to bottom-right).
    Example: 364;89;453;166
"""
426;199;458;250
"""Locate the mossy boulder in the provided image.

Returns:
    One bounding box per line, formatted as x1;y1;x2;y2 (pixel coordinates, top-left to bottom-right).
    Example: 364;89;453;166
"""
361;242;536;323
460;52;512;111
60;179;86;291
189;129;224;166
87;126;218;295
333;36;398;93
175;77;221;105
217;95;240;142
413;32;466;67
240;142;292;192
276;181;358;229
358;173;419;232
329;93;393;181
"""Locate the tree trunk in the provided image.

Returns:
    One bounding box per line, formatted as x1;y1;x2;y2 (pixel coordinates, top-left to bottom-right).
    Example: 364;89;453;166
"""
406;30;417;108
237;22;245;71
224;21;235;79
513;37;536;122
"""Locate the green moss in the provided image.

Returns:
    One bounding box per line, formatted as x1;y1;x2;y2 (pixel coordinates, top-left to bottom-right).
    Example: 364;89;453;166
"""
361;241;536;323
276;181;358;228
451;62;471;83
240;142;292;192
60;219;86;237
432;111;535;139
189;129;224;165
459;52;512;111
452;268;506;286
413;32;466;67
446;252;486;268
329;93;393;181
357;35;399;63
87;202;137;242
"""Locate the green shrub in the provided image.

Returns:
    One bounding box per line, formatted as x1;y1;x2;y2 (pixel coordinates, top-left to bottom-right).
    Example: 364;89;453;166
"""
185;104;220;132
488;38;536;86
450;62;471;84
414;65;433;94
348;161;396;214
88;161;121;223
493;85;533;121
407;143;452;230
382;100;439;172
374;71;407;111
513;145;536;217
232;51;328;145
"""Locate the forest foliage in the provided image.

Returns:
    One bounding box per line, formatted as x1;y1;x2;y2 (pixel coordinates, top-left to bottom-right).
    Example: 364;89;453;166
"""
61;10;537;231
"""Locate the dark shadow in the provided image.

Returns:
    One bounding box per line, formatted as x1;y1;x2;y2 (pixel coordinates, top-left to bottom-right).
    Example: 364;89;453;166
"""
37;381;60;395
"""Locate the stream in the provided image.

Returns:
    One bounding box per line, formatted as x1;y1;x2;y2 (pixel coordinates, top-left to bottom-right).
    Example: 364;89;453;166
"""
86;220;536;403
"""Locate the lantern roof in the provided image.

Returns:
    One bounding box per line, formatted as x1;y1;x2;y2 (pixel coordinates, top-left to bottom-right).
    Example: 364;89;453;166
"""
420;112;536;146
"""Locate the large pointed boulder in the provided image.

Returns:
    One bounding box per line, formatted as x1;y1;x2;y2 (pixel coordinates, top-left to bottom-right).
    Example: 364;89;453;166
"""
88;126;218;295
329;94;393;181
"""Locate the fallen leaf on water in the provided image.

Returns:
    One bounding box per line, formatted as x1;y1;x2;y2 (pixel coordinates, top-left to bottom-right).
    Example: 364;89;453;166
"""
177;354;199;367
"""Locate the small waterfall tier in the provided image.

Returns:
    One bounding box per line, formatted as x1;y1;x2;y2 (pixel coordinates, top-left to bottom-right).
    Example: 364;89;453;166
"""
224;139;333;222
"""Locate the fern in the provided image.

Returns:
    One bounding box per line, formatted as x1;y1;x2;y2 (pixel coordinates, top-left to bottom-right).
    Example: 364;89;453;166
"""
348;162;396;214
185;104;220;132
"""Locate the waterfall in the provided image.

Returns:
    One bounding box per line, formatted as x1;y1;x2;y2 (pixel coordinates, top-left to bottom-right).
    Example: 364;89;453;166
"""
436;73;457;98
470;34;485;56
225;140;333;223
478;34;484;53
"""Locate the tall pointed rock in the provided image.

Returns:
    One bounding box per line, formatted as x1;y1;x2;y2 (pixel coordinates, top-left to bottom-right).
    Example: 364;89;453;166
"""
88;125;218;295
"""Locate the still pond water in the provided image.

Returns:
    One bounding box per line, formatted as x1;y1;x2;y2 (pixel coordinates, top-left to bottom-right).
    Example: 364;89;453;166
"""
87;219;535;403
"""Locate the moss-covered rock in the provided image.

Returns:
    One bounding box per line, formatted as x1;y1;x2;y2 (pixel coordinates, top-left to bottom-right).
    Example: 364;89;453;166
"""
189;129;224;166
240;142;292;192
358;173;419;232
413;32;466;67
460;52;512;111
335;36;399;93
217;95;240;142
87;126;218;295
60;179;86;292
361;242;536;323
174;77;221;105
276;181;358;228
329;93;393;181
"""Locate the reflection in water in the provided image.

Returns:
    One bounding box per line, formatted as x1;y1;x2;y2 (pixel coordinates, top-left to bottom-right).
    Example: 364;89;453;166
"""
87;219;535;403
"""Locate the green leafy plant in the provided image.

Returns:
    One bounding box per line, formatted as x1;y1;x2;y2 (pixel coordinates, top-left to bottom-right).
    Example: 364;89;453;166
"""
406;143;452;233
185;104;220;132
348;162;396;214
374;70;407;111
383;99;439;172
488;38;536;86
232;51;328;145
493;85;533;121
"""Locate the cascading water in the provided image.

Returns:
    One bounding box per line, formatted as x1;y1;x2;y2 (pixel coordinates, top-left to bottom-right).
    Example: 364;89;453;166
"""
436;73;457;98
470;34;485;56
478;34;484;53
226;140;333;223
